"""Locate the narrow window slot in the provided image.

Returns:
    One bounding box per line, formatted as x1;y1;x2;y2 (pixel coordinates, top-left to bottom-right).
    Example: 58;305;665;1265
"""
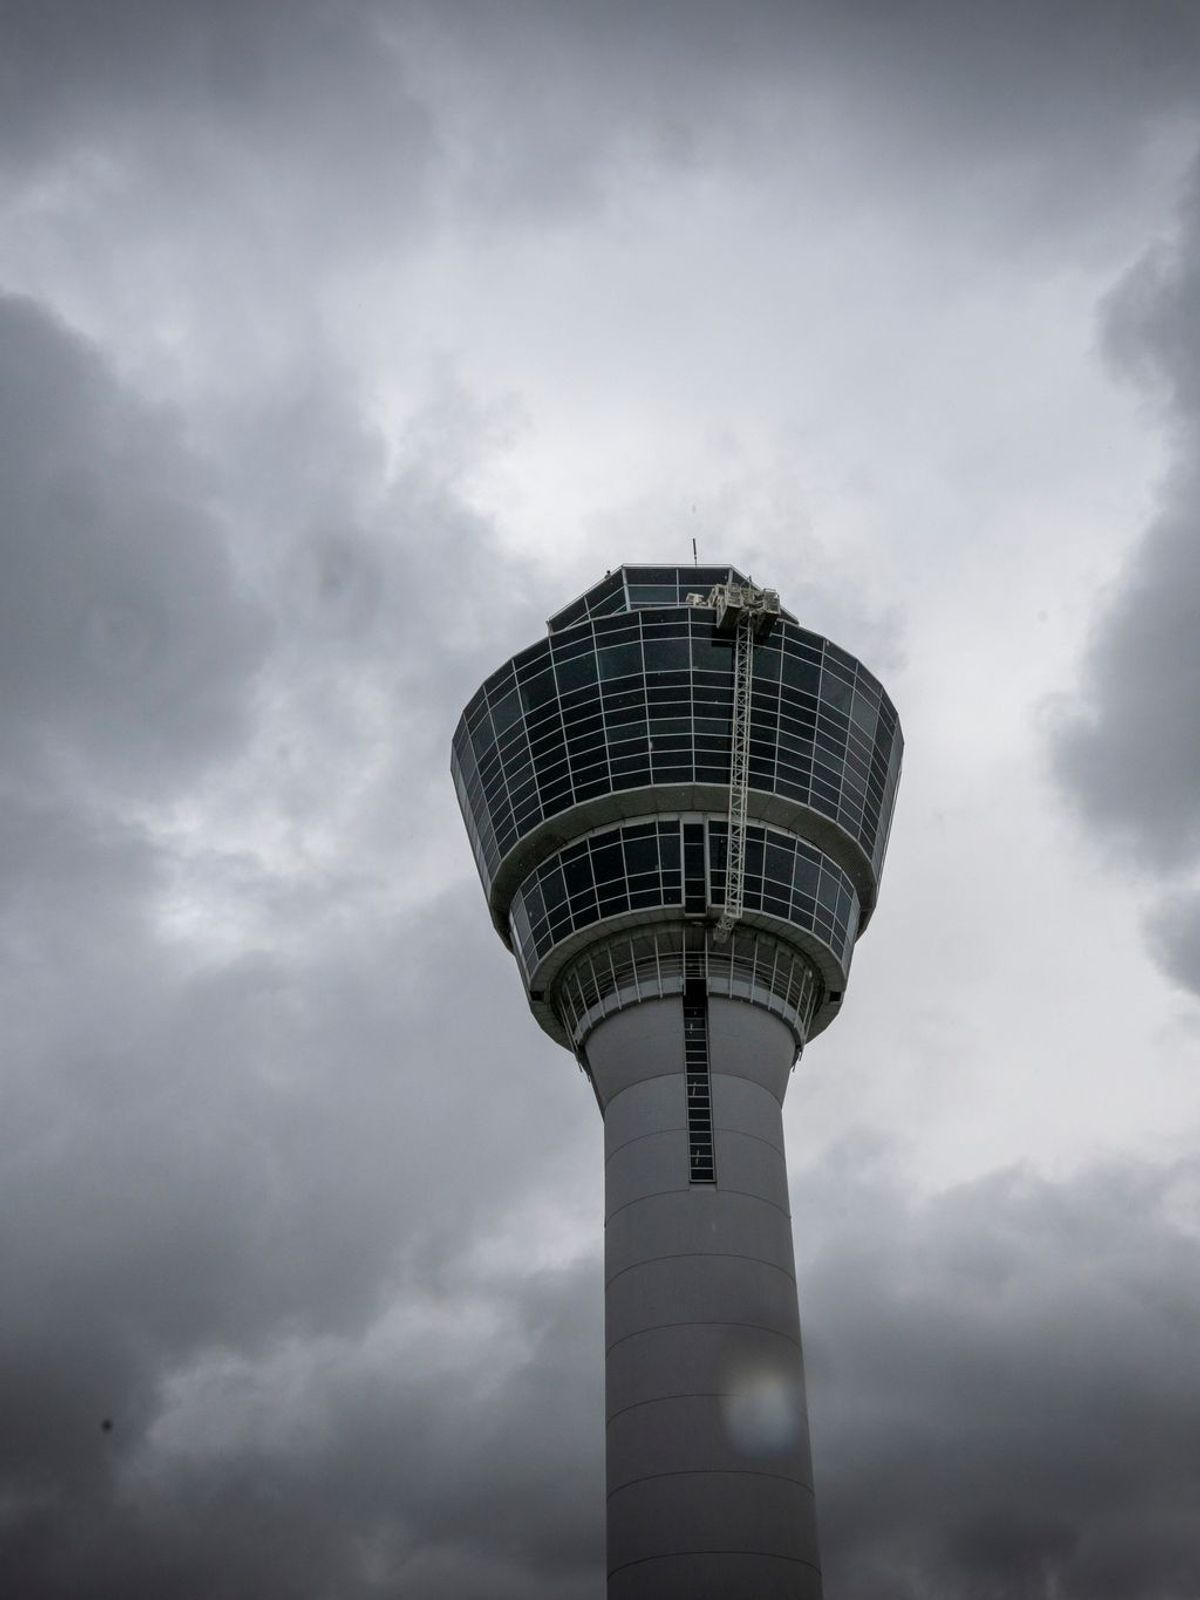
682;987;716;1184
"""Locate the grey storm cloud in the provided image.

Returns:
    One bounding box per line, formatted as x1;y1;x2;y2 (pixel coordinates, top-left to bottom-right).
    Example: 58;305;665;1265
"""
0;289;591;1596
800;1152;1200;1600
0;2;434;254
4;0;1199;243
1051;165;1200;992
0;293;267;797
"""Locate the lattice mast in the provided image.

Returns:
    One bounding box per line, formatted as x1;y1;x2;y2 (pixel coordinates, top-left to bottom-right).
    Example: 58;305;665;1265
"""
689;581;782;942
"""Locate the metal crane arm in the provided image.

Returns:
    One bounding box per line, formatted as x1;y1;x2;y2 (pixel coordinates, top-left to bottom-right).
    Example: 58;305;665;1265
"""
693;581;780;942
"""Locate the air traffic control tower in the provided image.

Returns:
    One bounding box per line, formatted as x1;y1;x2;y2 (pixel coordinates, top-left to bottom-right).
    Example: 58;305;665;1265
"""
452;565;902;1600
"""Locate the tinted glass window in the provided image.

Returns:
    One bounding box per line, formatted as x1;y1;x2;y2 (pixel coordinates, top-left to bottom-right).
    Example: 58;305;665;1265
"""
598;642;643;680
643;632;691;671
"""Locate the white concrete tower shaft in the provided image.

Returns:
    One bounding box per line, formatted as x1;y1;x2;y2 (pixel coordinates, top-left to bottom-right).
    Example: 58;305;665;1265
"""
589;996;820;1599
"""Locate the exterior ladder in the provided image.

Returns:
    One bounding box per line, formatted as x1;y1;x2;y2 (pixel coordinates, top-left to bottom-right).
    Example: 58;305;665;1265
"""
690;580;781;943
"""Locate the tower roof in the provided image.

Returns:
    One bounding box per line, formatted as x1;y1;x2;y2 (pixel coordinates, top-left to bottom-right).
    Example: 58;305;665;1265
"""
547;564;799;634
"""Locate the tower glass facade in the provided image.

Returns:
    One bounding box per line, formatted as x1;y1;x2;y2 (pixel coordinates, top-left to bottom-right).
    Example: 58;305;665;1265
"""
452;566;903;1599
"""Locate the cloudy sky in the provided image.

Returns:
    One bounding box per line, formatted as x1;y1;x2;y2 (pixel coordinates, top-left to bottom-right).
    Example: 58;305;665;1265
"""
2;4;1199;1596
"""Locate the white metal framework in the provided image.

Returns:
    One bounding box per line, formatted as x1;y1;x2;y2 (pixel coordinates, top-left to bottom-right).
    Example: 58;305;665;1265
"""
554;923;820;1054
696;581;781;941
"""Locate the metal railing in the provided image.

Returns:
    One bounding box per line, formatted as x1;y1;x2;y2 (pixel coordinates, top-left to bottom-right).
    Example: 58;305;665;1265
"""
553;923;819;1057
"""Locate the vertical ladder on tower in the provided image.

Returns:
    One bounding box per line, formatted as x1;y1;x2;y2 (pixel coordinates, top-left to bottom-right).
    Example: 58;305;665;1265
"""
689;580;781;943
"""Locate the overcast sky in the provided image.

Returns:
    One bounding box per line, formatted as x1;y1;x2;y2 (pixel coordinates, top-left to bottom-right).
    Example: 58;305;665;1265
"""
2;4;1199;1597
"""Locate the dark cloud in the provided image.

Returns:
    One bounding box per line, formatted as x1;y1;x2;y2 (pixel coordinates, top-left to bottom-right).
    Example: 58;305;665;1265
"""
4;1;1198;249
0;3;432;238
802;1152;1200;1599
404;0;1200;238
0;293;268;798
1051;489;1200;869
1051;166;1200;989
1148;894;1200;998
0;282;598;1597
8;1073;1199;1599
0;868;606;1598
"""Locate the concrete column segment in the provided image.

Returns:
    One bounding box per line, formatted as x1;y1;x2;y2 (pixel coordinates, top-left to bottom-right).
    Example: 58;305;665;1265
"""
587;996;822;1600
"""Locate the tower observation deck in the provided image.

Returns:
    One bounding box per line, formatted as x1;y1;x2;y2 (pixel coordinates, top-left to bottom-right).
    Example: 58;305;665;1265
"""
451;564;903;1600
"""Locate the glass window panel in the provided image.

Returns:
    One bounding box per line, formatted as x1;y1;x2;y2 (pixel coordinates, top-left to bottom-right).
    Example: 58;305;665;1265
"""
569;895;598;926
592;613;638;642
485;691;519;739
539;866;567;910
851;697;876;745
590;839;624;884
624;835;658;876
790;855;818;896
528;721;565;751
693;566;734;588
550;628;595;665
789;627;824;657
855;670;882;706
693;681;731;708
512;641;547;677
564;705;603;733
764;841;792;885
753;646;781;683
642;632;691;672
614;761;652;787
524;881;546;924
763;886;791;916
624;821;657;839
548;596;589;632
749;696;779;726
629;886;662;910
606;704;647;730
602;685;644;711
778;723;813;755
782;654;820;694
598;641;643;680
630;876;668;902
646;670;692;694
539;782;571;814
483;660;516;698
821;670;854;714
574;775;610;800
555;649;598;693
468;711;496;764
613;754;653;783
591;570;626;602
560;691;602;724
